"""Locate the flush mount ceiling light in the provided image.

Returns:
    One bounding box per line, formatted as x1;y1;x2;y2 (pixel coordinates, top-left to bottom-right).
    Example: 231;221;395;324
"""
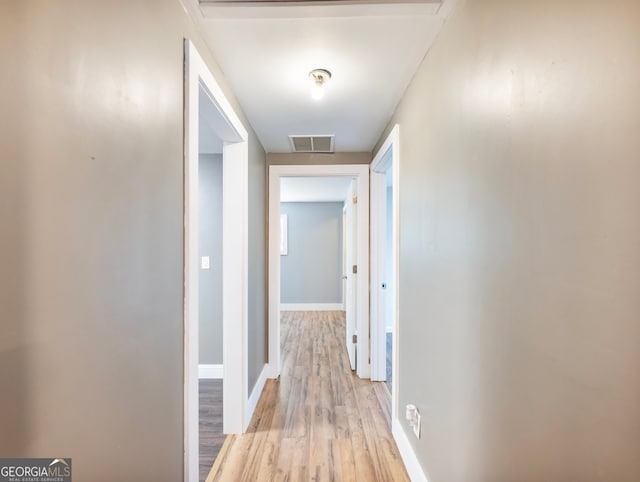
309;68;332;101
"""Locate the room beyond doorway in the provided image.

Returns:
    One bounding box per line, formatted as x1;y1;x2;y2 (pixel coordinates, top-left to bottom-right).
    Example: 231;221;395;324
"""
268;164;370;380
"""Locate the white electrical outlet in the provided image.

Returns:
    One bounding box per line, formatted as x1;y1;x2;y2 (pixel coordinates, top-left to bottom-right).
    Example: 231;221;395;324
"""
413;408;421;439
406;404;416;422
406;404;421;439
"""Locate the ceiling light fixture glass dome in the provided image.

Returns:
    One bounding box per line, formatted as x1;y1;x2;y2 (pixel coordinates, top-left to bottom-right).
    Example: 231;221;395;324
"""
309;69;331;101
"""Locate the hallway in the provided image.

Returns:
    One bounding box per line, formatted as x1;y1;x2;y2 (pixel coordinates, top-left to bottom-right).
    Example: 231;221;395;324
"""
206;311;408;481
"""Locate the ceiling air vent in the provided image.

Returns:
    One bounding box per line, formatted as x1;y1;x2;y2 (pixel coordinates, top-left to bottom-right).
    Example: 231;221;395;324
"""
288;135;334;153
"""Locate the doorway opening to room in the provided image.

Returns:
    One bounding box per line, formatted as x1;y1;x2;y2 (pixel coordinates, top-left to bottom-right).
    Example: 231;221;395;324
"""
197;94;224;482
268;164;370;380
184;40;249;482
279;176;355;368
370;125;400;424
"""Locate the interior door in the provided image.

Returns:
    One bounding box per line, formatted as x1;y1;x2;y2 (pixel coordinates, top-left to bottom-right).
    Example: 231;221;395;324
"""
370;170;387;381
344;179;357;370
342;207;348;318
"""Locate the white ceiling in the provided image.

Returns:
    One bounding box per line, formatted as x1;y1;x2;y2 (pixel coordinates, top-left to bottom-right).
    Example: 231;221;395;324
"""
184;0;454;153
281;176;352;202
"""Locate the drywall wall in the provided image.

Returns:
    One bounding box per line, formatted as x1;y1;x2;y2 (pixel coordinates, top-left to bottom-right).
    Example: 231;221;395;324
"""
0;1;267;480
199;154;223;365
248;129;267;391
280;202;344;304
267;152;370;165
375;0;640;480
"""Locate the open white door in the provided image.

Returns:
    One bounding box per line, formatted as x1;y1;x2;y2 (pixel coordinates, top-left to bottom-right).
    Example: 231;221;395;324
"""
344;179;357;370
342;207;348;313
370;170;388;381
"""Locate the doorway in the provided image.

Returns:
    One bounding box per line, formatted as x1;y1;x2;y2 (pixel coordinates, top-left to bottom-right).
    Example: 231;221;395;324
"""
184;40;249;482
279;176;355;369
279;177;350;312
197;89;224;481
268;164;370;379
370;125;400;419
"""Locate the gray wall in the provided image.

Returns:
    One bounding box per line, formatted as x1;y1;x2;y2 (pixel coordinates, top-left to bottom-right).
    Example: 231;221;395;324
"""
267;152;371;165
0;1;267;480
199;154;223;365
248;129;267;391
375;0;640;480
280;202;343;304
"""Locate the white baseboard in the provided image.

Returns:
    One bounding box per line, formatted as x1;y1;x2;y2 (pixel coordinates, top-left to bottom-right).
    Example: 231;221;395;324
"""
198;364;223;379
245;364;268;429
264;362;280;380
393;418;429;482
280;303;344;311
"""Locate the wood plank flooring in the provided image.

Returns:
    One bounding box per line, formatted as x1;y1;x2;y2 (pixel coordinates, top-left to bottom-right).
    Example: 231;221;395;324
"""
207;311;409;481
200;379;225;482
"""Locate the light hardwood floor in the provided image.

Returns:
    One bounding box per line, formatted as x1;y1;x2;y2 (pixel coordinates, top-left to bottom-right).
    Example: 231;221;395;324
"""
205;311;409;482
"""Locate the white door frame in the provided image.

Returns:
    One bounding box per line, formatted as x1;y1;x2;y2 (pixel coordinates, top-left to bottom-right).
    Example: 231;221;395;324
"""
268;164;370;379
370;125;400;419
184;39;249;482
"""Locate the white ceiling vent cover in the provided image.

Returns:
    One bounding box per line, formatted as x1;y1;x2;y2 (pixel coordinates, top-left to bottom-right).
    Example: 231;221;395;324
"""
288;135;334;153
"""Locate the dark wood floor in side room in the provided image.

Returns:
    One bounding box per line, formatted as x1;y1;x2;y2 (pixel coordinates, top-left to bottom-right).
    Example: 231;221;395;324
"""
200;379;225;482
386;332;392;394
207;311;409;481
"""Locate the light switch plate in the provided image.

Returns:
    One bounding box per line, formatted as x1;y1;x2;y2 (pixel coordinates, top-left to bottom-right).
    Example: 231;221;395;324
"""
201;256;210;270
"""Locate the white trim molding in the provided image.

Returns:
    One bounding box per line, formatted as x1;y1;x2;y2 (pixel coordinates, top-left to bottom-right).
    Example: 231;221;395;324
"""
200;2;442;19
393;419;429;482
280;303;344;311
245;364;269;428
198;364;224;379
